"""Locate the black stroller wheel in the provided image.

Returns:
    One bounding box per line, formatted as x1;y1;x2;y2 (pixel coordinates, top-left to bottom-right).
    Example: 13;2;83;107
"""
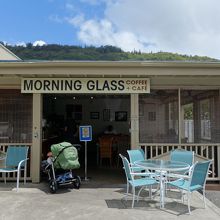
73;175;81;189
49;180;58;193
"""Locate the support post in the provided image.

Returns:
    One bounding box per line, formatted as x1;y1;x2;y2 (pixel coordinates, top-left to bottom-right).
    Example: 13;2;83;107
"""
130;94;139;149
178;88;182;143
31;93;42;183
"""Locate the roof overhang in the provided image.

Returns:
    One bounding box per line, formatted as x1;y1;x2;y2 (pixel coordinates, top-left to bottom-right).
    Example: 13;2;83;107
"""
0;61;220;78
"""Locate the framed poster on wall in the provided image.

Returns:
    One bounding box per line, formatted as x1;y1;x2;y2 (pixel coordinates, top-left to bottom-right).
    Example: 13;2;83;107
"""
115;111;127;121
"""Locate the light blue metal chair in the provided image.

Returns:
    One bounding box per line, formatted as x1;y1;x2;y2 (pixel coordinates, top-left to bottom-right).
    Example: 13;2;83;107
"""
168;149;194;179
127;149;157;179
168;160;212;214
119;154;158;208
127;149;146;173
170;149;194;166
0;146;29;191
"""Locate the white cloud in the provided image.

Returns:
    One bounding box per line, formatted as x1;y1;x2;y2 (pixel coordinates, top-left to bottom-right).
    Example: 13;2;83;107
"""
104;0;220;58
33;40;47;47
2;41;9;46
69;0;220;58
16;42;26;47
79;0;109;5
65;3;75;11
78;20;114;45
49;14;63;23
66;14;85;27
77;19;148;51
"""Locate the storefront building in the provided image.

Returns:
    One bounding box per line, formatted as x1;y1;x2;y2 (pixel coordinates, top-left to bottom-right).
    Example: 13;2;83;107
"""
0;44;220;183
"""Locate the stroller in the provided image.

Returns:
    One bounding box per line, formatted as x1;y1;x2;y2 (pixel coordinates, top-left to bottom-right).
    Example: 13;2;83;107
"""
43;142;81;193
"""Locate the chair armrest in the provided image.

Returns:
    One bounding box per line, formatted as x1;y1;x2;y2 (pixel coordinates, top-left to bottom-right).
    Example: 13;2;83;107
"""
168;173;190;180
130;171;157;178
130;166;145;170
17;158;29;170
130;163;150;172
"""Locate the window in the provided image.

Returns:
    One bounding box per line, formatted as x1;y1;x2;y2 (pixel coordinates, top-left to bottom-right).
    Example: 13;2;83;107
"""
139;90;178;143
0;90;32;143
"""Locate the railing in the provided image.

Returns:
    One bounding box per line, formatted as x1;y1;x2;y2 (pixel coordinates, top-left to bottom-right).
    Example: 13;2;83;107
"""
0;143;32;181
139;143;220;181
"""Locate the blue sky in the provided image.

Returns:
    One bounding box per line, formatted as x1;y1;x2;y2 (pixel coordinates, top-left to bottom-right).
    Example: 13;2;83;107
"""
0;0;106;46
1;0;220;59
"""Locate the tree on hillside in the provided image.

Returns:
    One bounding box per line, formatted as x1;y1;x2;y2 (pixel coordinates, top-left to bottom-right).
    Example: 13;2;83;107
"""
4;43;219;62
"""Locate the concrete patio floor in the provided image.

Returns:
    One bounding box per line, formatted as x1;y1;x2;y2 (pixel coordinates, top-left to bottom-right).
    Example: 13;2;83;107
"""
0;179;219;220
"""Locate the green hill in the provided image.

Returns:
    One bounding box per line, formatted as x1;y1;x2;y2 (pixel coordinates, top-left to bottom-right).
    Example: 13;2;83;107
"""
4;43;218;62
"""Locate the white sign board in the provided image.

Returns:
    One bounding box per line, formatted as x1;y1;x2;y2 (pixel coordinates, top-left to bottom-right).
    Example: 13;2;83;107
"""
21;78;150;94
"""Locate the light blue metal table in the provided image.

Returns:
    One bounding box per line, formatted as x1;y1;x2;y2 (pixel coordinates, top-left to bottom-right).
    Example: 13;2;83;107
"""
135;159;190;208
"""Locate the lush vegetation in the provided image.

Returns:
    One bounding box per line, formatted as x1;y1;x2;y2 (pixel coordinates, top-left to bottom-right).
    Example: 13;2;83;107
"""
3;43;218;61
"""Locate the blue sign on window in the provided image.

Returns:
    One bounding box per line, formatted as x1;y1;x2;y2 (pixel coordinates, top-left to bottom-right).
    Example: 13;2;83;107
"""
79;125;92;142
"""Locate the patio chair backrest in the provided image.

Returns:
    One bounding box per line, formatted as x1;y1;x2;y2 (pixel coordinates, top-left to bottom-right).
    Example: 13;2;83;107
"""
119;154;133;182
170;149;194;166
190;160;212;189
127;149;145;164
6;146;29;168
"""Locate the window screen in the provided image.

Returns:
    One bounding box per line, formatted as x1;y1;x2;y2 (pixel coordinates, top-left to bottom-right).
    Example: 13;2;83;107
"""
0;90;32;143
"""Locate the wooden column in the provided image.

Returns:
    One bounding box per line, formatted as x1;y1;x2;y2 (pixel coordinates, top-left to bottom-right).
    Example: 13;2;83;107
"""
130;94;139;149
31;93;42;183
193;99;201;142
178;88;182;143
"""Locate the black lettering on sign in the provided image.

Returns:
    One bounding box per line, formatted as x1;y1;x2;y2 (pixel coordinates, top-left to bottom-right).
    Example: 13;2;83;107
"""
102;80;110;90
60;80;64;90
118;80;125;90
51;80;59;90
34;80;43;90
74;80;82;90
87;80;95;90
110;80;117;90
65;80;72;90
95;80;102;91
44;80;50;91
23;80;33;90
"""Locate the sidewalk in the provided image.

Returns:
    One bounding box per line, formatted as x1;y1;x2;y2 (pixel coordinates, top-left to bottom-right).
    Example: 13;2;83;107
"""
206;184;220;209
0;181;219;220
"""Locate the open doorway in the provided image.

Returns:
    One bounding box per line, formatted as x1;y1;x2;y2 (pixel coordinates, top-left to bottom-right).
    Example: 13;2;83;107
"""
42;94;131;177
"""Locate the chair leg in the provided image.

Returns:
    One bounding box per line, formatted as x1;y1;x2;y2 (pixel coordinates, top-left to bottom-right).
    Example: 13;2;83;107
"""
24;166;26;184
124;182;129;201
149;185;152;199
132;187;136;208
122;183;129;201
126;182;129;193
16;170;20;191
187;191;191;214
181;190;184;203
3;172;7;184
153;182;160;196
137;186;145;202
203;188;206;208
